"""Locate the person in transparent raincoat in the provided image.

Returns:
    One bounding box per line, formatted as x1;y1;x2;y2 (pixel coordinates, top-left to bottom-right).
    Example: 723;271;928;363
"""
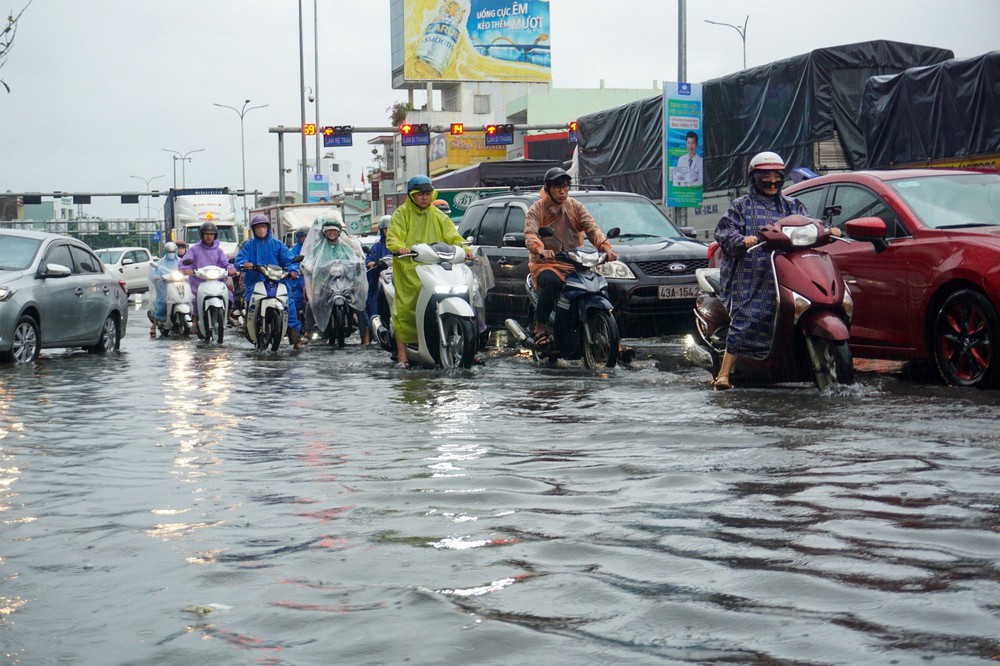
467;245;494;338
300;215;368;337
147;241;181;336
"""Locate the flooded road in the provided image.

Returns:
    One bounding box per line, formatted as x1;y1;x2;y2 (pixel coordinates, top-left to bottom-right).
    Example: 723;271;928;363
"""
2;297;999;665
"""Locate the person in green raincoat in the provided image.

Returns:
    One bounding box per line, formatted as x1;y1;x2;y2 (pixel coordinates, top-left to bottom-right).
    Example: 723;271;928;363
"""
386;174;471;368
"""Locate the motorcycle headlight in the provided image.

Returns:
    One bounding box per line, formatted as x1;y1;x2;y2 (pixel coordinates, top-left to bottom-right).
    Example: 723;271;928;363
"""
0;286;15;302
782;224;818;246
169;271;184;281
434;284;469;295
594;261;637;280
842;283;854;323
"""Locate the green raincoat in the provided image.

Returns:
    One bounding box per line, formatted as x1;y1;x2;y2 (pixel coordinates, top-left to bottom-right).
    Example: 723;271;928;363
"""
386;188;465;343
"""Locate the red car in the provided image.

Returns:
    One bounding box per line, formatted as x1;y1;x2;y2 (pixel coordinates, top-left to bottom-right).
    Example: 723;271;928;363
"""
785;169;1000;388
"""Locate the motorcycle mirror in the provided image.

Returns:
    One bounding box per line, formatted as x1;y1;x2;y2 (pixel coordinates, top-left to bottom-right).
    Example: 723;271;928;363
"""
291;254;305;262
538;226;556;238
606;227;621;239
182;259;193;265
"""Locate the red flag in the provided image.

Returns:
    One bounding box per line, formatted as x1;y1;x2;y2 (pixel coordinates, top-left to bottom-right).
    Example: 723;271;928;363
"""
361;172;365;184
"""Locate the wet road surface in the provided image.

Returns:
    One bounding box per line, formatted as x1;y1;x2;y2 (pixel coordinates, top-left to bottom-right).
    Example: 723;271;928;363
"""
1;296;998;664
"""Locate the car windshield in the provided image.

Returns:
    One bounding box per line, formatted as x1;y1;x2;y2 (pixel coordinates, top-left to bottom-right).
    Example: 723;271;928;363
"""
888;173;1000;229
575;195;685;239
95;250;123;264
0;235;43;270
185;225;239;243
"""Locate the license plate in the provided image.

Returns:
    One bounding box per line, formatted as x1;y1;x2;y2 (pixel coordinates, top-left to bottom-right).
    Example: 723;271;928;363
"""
658;284;700;300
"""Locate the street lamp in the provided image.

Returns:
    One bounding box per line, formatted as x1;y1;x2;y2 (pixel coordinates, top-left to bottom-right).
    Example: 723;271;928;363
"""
162;148;205;188
213;99;268;219
705;16;748;70
129;174;164;218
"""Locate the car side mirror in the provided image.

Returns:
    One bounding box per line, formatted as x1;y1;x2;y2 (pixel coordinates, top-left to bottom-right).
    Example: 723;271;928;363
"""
502;232;525;247
679;226;697;239
845;216;889;253
121;258;134;266
41;263;72;278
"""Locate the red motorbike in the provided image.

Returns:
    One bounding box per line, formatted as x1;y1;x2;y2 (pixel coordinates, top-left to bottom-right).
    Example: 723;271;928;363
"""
689;214;855;389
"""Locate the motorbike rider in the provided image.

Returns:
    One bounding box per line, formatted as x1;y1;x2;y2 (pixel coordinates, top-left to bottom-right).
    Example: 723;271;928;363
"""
363;214;392;345
301;215;367;339
181;221;237;337
711;151;840;390
236;213;304;350
432;199;452;218
523;167;617;351
290;227;309;336
148;241;181;337
386;174;472;368
175;239;188;259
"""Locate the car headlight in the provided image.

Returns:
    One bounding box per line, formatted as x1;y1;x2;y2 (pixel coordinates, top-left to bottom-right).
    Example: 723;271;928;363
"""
594;261;637;280
0;286;15;302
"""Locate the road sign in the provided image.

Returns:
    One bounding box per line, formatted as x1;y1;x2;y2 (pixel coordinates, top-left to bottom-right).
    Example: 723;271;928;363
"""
151;231;161;242
323;125;353;147
484;123;514;146
401;123;430;146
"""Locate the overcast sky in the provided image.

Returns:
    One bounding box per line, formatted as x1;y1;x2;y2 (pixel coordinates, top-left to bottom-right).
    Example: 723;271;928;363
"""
2;0;997;218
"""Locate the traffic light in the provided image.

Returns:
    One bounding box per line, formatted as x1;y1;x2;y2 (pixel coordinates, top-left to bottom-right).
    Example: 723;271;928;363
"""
303;123;316;136
484;123;514;145
323;125;354;147
568;120;578;143
485;124;498;135
450;123;464;135
400;122;430;146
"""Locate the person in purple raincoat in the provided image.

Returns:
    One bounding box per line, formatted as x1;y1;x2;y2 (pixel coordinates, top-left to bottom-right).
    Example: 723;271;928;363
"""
181;221;236;334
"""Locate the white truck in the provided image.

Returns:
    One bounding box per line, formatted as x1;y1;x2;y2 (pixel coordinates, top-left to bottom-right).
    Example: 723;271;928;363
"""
249;203;345;247
164;188;243;259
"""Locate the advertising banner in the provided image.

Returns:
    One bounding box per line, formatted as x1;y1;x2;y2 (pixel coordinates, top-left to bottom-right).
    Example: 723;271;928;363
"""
664;82;704;208
307;175;330;203
403;0;551;83
429;130;509;175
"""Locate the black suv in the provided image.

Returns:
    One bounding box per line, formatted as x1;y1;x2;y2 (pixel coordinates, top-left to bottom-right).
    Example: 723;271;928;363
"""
458;190;708;337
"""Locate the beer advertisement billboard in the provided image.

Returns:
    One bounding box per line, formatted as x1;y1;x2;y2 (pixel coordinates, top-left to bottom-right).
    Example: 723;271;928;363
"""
403;0;551;83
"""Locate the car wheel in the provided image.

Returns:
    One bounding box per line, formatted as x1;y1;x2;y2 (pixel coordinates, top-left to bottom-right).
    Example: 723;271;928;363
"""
3;315;40;364
89;314;120;354
932;289;1000;388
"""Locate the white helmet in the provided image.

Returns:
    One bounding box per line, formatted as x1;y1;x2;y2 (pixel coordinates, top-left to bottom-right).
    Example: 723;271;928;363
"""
748;151;786;174
164;241;178;253
378;214;391;231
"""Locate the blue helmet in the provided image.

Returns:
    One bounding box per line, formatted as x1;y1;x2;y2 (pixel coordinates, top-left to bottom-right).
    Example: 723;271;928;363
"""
407;174;433;194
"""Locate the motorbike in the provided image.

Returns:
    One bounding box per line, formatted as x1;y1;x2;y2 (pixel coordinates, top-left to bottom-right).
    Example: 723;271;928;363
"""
242;257;304;352
688;214;855;390
504;227;621;369
150;263;192;337
185;261;231;344
317;260;362;348
369;242;478;369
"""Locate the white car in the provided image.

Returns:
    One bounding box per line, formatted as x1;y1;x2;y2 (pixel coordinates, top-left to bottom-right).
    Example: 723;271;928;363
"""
94;246;152;294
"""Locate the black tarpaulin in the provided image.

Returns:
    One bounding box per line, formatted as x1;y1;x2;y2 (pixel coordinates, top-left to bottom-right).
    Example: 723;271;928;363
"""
577;40;953;198
432;159;563;189
862;51;1000;168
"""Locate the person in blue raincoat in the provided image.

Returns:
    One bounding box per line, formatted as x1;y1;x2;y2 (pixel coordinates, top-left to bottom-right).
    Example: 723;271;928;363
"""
712;151;838;390
147;241;181;336
362;215;392;344
290;227;309;335
236;214;304;349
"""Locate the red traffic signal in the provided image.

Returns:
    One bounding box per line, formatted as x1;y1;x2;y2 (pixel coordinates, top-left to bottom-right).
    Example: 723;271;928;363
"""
323;126;335;136
569;120;578;132
485;124;498;135
400;123;414;135
450;123;464;135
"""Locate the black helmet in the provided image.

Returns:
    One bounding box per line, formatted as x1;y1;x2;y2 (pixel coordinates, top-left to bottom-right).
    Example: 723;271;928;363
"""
199;221;218;236
543;167;572;188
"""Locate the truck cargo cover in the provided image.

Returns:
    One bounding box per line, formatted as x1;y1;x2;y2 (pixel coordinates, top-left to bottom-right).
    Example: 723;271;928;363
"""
577;40;953;198
862;51;1000;168
432;159;564;189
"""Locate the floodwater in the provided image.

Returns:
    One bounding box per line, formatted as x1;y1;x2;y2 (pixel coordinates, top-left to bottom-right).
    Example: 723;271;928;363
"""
1;297;999;665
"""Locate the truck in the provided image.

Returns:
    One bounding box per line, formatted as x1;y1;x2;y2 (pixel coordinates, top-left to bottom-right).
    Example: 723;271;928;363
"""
164;188;242;258
248;202;344;247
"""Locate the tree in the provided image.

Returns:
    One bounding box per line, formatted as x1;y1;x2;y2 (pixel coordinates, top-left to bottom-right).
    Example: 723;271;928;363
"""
387;101;413;126
1;1;32;93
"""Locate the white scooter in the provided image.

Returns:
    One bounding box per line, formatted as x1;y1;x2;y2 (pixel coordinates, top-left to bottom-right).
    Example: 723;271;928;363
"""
151;264;192;337
243;259;302;352
190;264;232;344
370;242;478;369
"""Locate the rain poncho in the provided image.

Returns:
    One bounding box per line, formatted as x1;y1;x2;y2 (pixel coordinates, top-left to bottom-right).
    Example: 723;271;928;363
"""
524;186;612;285
300;219;368;331
184;238;233;302
364;233;392;327
235;225;301;332
714;188;808;359
385;187;466;344
147;251;181;322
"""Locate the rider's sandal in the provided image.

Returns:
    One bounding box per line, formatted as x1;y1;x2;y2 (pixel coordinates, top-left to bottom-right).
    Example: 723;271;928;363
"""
396;360;411;370
525;333;551;351
712;375;732;391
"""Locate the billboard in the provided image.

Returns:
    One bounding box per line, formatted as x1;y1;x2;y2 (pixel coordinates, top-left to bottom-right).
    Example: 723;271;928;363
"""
429;130;509;175
403;0;551;83
664;82;704;208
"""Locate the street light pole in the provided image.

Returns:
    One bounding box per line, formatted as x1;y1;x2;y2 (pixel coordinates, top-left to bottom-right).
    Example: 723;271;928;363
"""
705;16;748;70
129;174;165;218
314;0;321;176
298;0;309;201
214;100;269;220
162;148;206;188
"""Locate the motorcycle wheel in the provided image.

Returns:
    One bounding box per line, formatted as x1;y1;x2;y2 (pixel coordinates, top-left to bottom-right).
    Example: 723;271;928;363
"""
582;310;620;369
438;314;476;369
173;311;188;337
267;309;283;352
254;313;270;352
806;336;855;390
932;289;999;388
211;307;225;344
334;306;346;348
